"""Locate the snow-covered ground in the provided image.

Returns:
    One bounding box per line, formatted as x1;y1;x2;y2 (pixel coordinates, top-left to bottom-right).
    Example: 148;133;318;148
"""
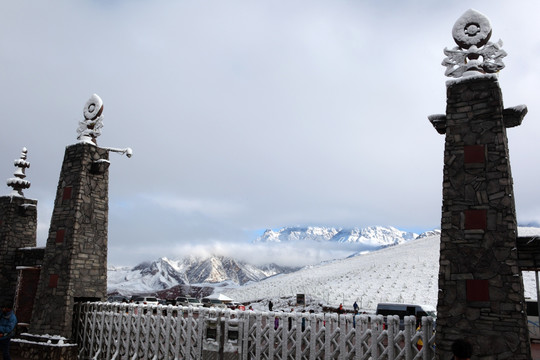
221;228;540;313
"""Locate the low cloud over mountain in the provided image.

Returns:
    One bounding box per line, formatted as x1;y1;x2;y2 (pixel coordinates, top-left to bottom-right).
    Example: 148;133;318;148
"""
108;226;422;295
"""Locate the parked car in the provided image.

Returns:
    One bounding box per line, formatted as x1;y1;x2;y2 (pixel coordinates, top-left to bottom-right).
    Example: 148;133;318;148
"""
201;298;226;308
131;296;159;305
176;296;203;307
376;302;436;329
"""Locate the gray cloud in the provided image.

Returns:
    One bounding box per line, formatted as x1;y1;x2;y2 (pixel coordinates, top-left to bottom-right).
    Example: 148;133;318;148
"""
1;1;540;266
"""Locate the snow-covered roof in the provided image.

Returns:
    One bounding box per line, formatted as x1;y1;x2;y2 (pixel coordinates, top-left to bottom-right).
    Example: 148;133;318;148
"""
518;227;540;237
205;293;233;301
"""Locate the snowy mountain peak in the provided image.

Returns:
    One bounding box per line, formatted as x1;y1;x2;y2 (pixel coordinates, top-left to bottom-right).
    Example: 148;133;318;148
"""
255;225;417;248
417;229;441;239
108;254;299;295
257;227;339;243
109;226;423;297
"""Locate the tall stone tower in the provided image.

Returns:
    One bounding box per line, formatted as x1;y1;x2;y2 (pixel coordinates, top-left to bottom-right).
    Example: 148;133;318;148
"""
30;94;132;338
430;10;530;359
0;148;37;306
29;143;110;336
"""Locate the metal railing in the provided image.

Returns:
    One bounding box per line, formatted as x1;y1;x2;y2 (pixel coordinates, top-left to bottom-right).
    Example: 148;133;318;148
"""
73;302;435;360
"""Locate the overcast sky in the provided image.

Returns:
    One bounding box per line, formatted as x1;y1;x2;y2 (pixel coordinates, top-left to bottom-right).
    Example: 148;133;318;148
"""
1;1;540;267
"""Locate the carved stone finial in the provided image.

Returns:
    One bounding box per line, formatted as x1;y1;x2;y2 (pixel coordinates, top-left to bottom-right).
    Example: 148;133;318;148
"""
452;9;492;49
77;94;104;144
442;9;507;78
7;147;31;197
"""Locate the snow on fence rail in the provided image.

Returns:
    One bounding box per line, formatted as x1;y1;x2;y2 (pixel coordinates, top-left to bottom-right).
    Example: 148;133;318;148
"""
73;302;435;360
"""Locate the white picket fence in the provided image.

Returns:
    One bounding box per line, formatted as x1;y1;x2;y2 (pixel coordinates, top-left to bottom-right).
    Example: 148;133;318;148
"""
73;302;435;360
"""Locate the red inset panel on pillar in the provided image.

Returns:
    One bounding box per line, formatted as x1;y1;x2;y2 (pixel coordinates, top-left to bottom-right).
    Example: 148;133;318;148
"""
62;187;72;200
48;274;59;288
464;145;485;164
466;279;489;301
465;209;487;230
55;229;65;243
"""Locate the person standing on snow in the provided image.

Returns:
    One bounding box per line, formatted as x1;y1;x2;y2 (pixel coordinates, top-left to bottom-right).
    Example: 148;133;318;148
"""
288;309;294;331
415;323;423;350
268;300;273;311
0;304;17;360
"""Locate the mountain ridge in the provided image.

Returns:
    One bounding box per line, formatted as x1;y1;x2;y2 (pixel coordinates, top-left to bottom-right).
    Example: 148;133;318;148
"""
256;225;417;248
108;255;299;295
108;225;423;295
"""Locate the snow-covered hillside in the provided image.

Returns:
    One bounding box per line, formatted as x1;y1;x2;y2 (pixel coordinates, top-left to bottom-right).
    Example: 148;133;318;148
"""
222;229;540;312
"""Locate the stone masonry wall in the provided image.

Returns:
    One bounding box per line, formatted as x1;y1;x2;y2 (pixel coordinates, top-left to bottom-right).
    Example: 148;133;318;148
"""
0;195;37;306
435;76;530;359
30;143;109;338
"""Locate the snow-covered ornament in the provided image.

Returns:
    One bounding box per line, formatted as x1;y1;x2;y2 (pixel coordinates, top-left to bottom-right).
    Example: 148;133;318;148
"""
6;147;31;197
442;9;507;78
77;93;104;144
76;93;133;158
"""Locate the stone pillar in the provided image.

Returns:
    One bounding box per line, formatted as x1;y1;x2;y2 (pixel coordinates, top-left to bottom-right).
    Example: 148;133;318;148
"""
0;196;37;306
30;142;109;338
433;75;530;359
